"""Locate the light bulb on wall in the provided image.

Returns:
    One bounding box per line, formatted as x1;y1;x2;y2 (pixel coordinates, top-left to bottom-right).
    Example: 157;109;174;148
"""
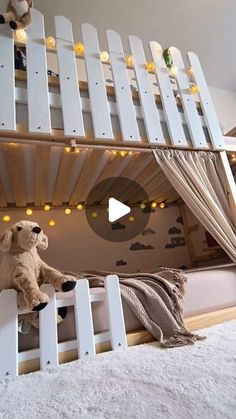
159;202;166;209
48;220;56;227
26;208;33;216
77;204;83;210
151;202;157;209
44;204;51;211
145;61;156;73
45;36;56;49
3;215;11;222
125;55;134;67
64;208;71;215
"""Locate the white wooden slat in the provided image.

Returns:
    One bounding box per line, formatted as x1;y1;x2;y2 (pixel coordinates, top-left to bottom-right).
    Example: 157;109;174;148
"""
74;279;96;358
0;27;15;131
26;9;51;133
39;285;58;370
55;16;85;137
81;23;113;140
104;275;127;350
150;42;187;147
170;47;207;149
0;290;18;379
106;30;139;142
188;52;225;150
129;35;165;145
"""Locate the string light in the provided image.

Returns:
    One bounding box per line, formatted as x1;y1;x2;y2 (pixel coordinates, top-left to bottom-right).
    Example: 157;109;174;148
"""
64;208;71;215
15;29;27;43
92;211;98;218
129;216;135;222
26;208;33;216
3;215;11;222
45;36;56;49
48;220;56;227
151;202;157;209
100;51;110;62
120;150;128;157
44;204;51;211
77;204;83;210
74;42;85;55
140;203;146;209
189;85;199;94
145;61;156;73
125;55;134;67
168;65;178;78
159;202;166;209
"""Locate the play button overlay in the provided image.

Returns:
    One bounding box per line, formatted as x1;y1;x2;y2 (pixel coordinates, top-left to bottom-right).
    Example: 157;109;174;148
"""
85;177;150;242
108;198;131;222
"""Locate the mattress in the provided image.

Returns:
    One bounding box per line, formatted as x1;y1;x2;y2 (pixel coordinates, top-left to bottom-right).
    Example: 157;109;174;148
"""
19;264;236;351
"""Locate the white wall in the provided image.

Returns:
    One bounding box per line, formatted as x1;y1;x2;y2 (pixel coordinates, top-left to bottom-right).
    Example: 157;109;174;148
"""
209;87;236;134
0;206;191;273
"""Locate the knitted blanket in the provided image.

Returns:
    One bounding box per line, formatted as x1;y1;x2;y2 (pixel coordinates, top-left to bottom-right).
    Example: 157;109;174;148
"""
64;268;204;348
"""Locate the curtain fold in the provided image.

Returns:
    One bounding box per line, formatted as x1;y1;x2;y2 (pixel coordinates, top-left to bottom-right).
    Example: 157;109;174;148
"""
153;149;236;262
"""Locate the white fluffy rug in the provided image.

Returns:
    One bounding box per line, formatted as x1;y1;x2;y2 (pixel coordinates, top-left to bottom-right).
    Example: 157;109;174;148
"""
0;320;236;419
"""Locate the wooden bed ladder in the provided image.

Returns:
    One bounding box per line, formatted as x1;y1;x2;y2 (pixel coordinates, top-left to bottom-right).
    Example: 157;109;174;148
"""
0;275;127;380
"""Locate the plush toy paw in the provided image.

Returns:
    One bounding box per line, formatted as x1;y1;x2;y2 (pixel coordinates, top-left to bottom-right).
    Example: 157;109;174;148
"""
62;280;76;292
0;15;6;24
9;20;17;30
32;302;48;312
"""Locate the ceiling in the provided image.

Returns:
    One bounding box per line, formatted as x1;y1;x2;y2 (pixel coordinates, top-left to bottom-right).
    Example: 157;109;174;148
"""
28;0;236;92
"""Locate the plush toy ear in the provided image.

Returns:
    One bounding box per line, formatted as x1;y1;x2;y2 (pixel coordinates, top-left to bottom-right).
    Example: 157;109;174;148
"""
0;230;13;252
37;233;48;251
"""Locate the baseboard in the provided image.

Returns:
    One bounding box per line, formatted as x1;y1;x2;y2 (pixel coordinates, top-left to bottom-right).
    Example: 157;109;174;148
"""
18;305;236;375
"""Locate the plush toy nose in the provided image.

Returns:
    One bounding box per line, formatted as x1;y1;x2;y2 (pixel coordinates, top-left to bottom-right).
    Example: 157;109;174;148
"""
32;226;41;234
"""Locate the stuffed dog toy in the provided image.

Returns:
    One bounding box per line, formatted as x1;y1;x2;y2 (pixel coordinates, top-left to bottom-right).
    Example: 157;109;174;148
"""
0;0;33;30
0;220;76;311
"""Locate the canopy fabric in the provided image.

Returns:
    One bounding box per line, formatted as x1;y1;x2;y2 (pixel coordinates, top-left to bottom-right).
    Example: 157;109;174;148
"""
153;149;236;262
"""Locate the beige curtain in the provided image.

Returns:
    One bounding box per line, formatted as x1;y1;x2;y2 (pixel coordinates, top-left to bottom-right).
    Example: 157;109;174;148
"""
153;149;236;262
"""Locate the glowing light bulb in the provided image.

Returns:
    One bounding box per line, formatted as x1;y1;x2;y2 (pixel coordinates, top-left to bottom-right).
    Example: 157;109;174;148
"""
146;61;156;72
100;51;109;62
26;208;33;216
48;220;56;227
140;203;146;210
77;204;83;210
45;36;56;49
44;204;51;211
151;202;157;209
125;55;134;67
186;66;193;76
74;42;85;55
129;216;135;222
168;65;178;78
3;215;11;222
189;85;199;95
15;29;27;43
64;208;71;215
128;151;133;156
65;147;71;153
92;211;98;218
159;202;166;209
112;150;117;155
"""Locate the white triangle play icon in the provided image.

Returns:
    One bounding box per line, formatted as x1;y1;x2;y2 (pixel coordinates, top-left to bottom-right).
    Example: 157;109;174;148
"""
108;198;131;223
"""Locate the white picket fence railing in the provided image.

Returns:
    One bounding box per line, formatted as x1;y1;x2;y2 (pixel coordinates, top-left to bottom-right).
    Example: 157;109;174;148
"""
0;9;225;150
0;275;127;380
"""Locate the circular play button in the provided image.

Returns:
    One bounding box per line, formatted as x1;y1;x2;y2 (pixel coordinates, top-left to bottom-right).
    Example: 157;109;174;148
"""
85;177;150;242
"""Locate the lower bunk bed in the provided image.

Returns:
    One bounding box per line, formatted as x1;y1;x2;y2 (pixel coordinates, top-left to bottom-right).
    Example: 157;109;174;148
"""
16;263;236;375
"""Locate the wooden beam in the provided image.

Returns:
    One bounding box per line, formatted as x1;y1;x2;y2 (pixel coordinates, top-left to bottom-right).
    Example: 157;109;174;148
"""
34;145;51;206
52;151;80;206
4;144;27;207
69;150;104;205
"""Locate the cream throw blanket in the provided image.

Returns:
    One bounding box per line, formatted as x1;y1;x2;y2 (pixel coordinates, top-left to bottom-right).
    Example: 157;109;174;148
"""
64;268;204;348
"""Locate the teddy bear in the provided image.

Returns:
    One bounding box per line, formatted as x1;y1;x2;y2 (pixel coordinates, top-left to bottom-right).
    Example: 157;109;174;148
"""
0;0;33;30
0;220;76;311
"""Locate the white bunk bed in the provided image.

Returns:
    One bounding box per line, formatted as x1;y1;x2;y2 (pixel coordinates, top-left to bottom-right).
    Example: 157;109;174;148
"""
0;9;235;378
